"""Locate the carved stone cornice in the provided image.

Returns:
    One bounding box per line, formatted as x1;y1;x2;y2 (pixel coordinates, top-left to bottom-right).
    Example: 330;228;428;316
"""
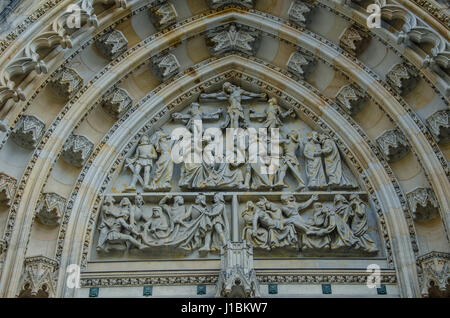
339;26;370;56
49;68;83;99
288;1;313;27
206;23;261;56
0;172;16;207
96;29;128;60
62;134;94;167
406;187;439;222
19;256;59;298
286;51;316;79
11;115;46;149
36;193;66;227
150;52;180;82
376;129;410;162
207;0;254;8
335;84;367;115
426;109;449;144
417;251;450;298
148;1;178;30
386;63;420;96
102;87;133;118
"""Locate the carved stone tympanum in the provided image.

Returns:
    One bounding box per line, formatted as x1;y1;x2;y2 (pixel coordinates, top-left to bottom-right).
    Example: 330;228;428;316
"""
426;109;449;144
339;26;370;56
418;251;449;298
0;172;16;206
206;24;261;56
62;134;94;167
207;0;254;9
96;29;128;60
386;63;420;96
36;193;66;226
376;129;410;162
215;241;260;298
286;51;316;79
335;84;367;115
19;256;59;298
50;68;83;99
102;87;133;118
406;187;439;221
11;115;46;149
149;2;178;29
150;52;180;82
288;1;313;26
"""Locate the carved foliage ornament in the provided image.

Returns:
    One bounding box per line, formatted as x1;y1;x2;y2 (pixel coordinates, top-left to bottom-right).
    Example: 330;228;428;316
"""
19;256;59;298
335;84;367;115
206;23;261;56
0;172;16;207
286;51;316;79
385;63;419;96
11;114;46;149
102;87;133;118
339;26;370;56
96;29;128;60
406;187;439;222
148;2;178;30
426;109;449;144
418;251;450;298
376;129;410;162
150;52;180;82
50;67;83;99
62;134;94;167
36;193;66;227
288;1;313;26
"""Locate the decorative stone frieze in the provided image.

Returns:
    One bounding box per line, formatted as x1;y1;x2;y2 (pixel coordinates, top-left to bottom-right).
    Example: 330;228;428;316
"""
36;193;66;227
50;68;83;99
150;52;180;82
95;29;128;60
11;115;45;149
417;251;449;298
426;110;449;144
386;63;420;96
406;187;439;222
286;51;316;79
215;242;260;298
148;2;178;30
19;256;59;298
102;88;133;118
206;23;261;56
376;129;410;162
207;0;254;8
335;84;367;115
339;26;370;56
288;1;313;26
62;134;94;167
0;172;16;207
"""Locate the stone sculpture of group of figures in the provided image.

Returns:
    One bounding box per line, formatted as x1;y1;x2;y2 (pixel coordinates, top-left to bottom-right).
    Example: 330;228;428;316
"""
97;193;230;253
241;194;378;253
122;81;357;192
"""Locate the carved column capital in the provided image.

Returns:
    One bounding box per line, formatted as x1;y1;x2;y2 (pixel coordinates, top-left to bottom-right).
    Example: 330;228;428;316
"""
19;256;59;298
36;193;66;227
0;172;17;207
206;23;261;56
339;26;370;56
148;2;178;30
426;109;449;144
102;87;133;118
11;115;46;149
62;134;94;167
286;51;316;79
96;29;128;60
150;52;180;82
386;63;420;96
406;187;439;221
376;129;410;162
335;83;367;115
50;68;83;99
417;251;449;298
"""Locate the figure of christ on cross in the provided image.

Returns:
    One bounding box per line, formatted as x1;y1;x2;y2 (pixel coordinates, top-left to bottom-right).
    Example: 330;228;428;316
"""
200;82;267;129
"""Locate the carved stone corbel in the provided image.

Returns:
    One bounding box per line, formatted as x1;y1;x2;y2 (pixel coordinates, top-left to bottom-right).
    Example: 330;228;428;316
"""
0;172;17;207
62;134;94;167
417;251;449;298
148;2;178;30
102;87;133;118
215;241;260;298
150;52;180;82
36;193;66;227
50;68;83;99
19;256;59;298
376;129;410;162
335;84;367;115
406;187;439;222
286;51;316;79
339;26;370;56
11;114;46;149
288;1;313;26
386;63;420;96
207;0;254;8
426;109;449;144
95;29;128;60
206;23;261;56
